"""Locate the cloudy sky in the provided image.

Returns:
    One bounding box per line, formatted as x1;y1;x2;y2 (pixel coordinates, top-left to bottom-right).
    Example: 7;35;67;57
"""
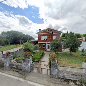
0;0;86;39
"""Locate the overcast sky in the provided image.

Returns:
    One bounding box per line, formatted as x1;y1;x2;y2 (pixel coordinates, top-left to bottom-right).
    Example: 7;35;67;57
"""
0;0;86;39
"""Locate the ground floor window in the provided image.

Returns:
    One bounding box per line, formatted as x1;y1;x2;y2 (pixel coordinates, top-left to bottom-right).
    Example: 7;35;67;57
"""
42;44;46;48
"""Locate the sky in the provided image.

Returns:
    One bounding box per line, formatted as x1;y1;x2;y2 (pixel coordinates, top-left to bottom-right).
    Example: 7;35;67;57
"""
0;0;86;39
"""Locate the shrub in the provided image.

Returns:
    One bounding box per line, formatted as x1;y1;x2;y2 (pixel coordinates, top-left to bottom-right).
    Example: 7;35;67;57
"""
23;42;34;52
81;51;86;56
34;44;39;50
51;40;62;52
49;52;57;61
14;57;25;63
33;51;44;62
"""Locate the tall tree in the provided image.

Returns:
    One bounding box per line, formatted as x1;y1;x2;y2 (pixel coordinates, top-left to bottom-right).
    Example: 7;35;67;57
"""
1;31;34;45
64;32;81;53
75;33;82;38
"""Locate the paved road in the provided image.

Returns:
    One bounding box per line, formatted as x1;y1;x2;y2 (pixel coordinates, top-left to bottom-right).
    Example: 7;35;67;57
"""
0;72;44;86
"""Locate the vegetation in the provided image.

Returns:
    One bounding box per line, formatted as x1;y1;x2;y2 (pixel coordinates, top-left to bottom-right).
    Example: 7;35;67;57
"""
34;44;39;51
79;79;86;86
0;31;34;45
57;52;86;67
23;42;34;52
33;51;44;62
49;52;58;68
83;34;86;41
14;57;25;63
81;49;86;57
64;32;81;53
51;39;62;52
0;38;9;46
75;33;82;38
0;45;21;52
83;34;86;37
23;42;44;62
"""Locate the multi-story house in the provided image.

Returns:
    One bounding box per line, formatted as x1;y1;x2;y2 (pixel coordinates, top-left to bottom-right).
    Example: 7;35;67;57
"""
38;28;61;51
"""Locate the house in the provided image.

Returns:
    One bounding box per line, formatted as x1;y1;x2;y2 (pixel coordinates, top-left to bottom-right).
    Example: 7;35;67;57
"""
38;28;61;51
78;37;86;42
31;40;38;45
79;42;86;51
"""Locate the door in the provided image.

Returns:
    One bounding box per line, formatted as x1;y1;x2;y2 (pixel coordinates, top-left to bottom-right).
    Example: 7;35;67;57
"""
46;44;50;51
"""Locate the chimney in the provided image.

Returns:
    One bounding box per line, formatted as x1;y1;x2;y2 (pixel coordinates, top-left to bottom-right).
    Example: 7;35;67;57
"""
39;29;41;32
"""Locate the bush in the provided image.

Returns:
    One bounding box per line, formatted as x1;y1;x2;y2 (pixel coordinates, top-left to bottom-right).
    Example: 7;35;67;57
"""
81;50;86;56
23;42;34;52
34;44;39;50
24;51;32;58
14;57;25;63
51;40;61;52
33;51;44;62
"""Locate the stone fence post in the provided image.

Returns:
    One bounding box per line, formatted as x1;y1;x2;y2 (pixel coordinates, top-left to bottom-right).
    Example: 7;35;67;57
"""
82;62;86;74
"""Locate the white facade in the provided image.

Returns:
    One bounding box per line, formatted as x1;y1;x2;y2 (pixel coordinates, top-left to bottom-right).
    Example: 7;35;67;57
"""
41;36;48;40
53;36;56;40
79;42;86;51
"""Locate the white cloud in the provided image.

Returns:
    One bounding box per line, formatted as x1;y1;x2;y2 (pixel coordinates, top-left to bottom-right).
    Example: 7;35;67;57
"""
42;0;86;33
2;0;28;9
1;0;86;34
0;11;48;39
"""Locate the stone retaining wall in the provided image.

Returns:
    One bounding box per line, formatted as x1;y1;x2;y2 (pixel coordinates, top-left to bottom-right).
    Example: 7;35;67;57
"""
33;62;86;81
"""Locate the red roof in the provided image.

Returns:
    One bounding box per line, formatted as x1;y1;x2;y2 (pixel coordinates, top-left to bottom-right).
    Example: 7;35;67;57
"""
38;28;61;34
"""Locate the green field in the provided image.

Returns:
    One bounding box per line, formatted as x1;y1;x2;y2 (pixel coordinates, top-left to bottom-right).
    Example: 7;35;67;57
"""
57;52;86;68
0;45;22;52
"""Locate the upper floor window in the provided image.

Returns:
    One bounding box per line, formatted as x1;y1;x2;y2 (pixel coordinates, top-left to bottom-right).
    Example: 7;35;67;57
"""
53;36;57;40
41;36;48;40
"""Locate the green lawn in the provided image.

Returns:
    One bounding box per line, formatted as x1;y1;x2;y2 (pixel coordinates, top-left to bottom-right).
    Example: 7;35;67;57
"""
57;52;86;68
0;45;22;52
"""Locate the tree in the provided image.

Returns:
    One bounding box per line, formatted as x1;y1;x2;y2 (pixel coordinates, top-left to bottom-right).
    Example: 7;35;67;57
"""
0;38;9;46
75;33;82;38
51;40;62;52
83;34;86;37
64;32;81;53
1;31;34;45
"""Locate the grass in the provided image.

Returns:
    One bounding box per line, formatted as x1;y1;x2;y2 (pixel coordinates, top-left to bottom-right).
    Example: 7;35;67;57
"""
0;44;22;52
57;51;86;68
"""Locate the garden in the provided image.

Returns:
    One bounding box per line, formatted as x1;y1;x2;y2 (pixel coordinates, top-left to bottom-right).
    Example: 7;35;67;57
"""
9;42;44;64
0;42;45;73
51;32;86;68
57;51;86;68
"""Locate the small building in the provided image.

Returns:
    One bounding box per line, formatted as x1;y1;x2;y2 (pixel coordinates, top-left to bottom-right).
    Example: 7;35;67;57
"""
38;28;61;51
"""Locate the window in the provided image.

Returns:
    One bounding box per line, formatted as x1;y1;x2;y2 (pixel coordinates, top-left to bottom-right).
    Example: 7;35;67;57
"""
41;36;48;40
43;44;46;48
53;36;56;40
